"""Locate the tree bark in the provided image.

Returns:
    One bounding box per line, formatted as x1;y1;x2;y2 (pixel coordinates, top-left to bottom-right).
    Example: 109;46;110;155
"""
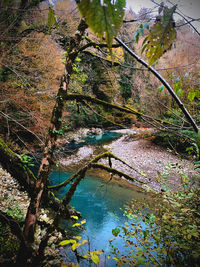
18;19;88;265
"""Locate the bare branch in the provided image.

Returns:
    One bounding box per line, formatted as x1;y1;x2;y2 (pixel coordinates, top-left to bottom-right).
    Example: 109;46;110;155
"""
115;37;199;133
0;111;44;145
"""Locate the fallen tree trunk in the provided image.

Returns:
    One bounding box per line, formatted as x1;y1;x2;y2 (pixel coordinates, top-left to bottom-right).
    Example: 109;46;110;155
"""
0;137;78;217
0;138;36;197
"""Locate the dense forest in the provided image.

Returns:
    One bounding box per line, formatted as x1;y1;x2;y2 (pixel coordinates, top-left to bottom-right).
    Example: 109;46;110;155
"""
0;0;199;266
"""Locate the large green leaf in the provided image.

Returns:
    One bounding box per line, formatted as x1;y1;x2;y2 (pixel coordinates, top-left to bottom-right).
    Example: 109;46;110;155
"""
143;5;176;65
48;7;58;32
77;0;126;49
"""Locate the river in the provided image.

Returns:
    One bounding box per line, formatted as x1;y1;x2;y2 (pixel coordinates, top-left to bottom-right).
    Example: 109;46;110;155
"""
45;127;198;266
49;168;148;266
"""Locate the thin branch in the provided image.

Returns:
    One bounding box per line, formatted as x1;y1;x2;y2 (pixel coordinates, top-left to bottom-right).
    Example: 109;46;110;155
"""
115;37;199;133
77;41;121;54
175;19;200;28
83;49;199;71
82;100;125;128
0;111;44;144
175;11;200;36
49;151;146;192
151;0;200;36
48;171;80;190
64;92;192;132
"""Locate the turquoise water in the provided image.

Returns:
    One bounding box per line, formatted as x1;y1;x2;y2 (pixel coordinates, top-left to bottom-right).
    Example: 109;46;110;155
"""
65;131;121;152
49;170;147;266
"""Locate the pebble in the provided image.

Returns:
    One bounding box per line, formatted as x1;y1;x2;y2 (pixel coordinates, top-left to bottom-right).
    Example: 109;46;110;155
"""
0;165;29;218
0;165;65;263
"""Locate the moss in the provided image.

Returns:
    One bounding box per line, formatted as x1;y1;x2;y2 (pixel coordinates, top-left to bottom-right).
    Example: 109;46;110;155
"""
0;138;17;158
0;222;20;259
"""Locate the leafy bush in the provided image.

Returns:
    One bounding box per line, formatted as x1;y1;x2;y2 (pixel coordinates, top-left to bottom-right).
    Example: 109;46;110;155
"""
153;130;197;157
110;185;200;266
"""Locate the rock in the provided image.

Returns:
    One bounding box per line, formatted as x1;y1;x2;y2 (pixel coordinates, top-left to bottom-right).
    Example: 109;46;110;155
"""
88;127;103;135
103;145;110;151
0;165;29;217
48;236;57;244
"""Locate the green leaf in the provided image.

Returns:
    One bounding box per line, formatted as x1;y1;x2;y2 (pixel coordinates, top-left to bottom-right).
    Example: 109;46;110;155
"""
140;170;147;177
142;36;148;46
138;27;144;36
162;5;177;27
54;13;59;29
185;72;189;78
72;223;81;227
112;256;119;262
73;236;82;240
141;43;147;54
158;84;164;93
112;227;120;237
177;88;182;97
56;161;60;167
196;130;200;154
48;7;58;32
48;7;54;32
187;91;196;102
77;0;126;49
142;5;176;65
81;240;88;245
142;22;149;30
83;254;90;259
132;24;145;43
132;32;138;43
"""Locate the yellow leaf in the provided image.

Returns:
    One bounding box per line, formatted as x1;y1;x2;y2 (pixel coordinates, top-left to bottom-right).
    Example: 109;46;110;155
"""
72;242;81;251
59;239;76;246
82;240;88;245
73;236;82;240
90;252;100;265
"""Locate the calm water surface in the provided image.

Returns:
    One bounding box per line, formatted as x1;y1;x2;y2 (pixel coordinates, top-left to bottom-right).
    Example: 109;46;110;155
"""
49;170;147;266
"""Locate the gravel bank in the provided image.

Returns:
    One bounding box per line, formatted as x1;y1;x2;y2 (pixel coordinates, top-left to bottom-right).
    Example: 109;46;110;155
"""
59;129;198;192
106;136;198;191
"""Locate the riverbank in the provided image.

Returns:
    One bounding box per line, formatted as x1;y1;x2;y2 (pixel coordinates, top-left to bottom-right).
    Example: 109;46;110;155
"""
58;128;198;192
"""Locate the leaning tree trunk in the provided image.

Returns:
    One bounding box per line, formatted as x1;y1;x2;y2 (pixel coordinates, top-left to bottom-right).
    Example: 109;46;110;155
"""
16;19;88;266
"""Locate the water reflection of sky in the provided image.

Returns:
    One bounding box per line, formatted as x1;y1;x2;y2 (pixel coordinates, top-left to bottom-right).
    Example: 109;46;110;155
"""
49;170;147;266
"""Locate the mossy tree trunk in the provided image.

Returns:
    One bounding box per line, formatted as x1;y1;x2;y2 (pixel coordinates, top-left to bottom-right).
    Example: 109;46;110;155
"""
16;19;88;266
